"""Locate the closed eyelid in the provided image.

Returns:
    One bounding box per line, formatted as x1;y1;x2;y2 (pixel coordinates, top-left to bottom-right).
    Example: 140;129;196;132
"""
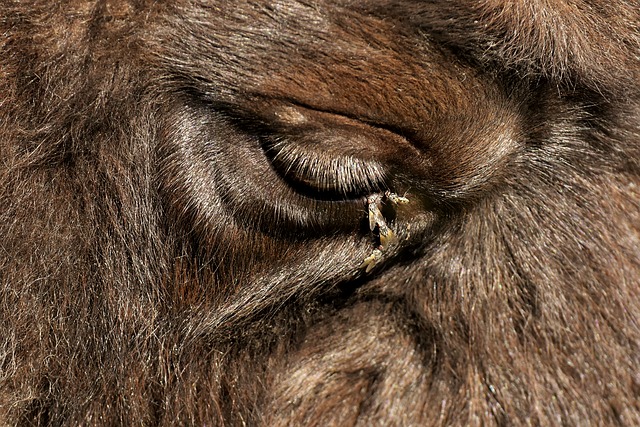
264;136;388;198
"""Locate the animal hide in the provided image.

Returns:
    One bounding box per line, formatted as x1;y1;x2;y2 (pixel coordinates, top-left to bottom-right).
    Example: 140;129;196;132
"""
1;0;639;425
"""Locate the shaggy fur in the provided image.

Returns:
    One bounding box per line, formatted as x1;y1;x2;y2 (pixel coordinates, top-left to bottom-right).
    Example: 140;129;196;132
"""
1;0;639;425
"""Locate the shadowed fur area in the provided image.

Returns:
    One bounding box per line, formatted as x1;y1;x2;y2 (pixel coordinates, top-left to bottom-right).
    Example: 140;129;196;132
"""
1;0;640;425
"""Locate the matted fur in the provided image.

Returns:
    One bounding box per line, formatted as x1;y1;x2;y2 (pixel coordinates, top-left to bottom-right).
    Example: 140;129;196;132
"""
1;0;639;425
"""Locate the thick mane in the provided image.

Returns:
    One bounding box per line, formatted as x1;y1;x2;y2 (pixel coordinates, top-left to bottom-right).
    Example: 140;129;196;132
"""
1;1;639;425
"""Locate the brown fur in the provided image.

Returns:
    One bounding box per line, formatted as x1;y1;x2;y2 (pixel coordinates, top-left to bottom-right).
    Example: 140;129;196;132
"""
1;0;639;425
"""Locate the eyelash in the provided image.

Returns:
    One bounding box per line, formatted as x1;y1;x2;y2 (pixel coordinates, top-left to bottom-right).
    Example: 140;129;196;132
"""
263;136;388;199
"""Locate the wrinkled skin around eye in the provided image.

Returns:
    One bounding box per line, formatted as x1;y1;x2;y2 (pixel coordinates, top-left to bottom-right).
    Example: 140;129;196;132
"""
154;3;525;292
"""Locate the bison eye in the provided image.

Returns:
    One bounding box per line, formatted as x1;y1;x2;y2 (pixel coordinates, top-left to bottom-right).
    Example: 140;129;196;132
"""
161;100;400;239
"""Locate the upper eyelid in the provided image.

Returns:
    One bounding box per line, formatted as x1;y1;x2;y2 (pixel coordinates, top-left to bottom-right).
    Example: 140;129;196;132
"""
263;135;388;197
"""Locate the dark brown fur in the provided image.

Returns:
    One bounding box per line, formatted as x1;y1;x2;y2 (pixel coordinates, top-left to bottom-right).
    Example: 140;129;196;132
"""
1;0;639;425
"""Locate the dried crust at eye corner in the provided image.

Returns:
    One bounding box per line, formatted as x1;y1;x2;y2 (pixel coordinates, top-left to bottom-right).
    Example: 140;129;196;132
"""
360;192;409;272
